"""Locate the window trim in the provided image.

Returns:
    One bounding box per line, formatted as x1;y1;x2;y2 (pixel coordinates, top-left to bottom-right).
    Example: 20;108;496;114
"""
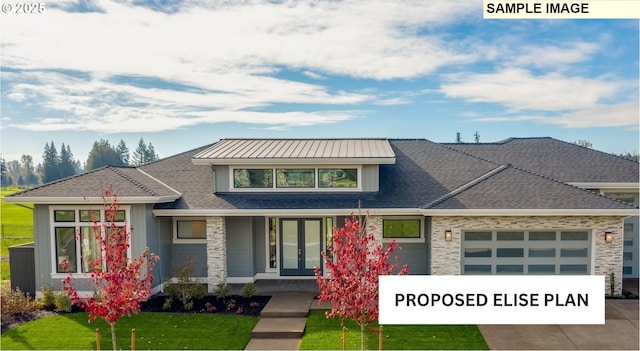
382;216;424;243
50;206;131;278
173;217;207;244
229;165;362;192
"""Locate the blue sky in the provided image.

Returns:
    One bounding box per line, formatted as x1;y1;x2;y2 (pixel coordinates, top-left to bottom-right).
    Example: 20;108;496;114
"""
1;0;638;165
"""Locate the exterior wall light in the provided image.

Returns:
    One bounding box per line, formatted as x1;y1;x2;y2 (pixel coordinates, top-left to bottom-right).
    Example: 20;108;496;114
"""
444;229;453;242
604;231;613;243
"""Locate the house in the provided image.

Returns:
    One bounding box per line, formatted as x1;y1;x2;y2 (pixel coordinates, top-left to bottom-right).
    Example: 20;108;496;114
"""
6;137;639;296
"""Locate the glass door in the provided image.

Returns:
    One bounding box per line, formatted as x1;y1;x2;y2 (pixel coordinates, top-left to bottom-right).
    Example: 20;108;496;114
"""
280;218;322;275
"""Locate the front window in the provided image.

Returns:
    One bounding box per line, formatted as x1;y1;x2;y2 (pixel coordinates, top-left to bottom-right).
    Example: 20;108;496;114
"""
177;220;206;239
52;207;129;274
383;219;422;241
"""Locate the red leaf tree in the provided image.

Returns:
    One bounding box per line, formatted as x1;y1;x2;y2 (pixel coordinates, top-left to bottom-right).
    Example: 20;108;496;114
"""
314;213;409;350
62;189;159;350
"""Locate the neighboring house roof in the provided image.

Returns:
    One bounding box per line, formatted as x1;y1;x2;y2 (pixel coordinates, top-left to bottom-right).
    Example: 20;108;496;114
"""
4;166;181;204
192;138;396;165
444;137;639;184
6;137;638;214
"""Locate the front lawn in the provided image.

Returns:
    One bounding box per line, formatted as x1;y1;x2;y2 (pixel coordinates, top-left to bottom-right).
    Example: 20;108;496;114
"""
1;312;259;350
300;310;488;350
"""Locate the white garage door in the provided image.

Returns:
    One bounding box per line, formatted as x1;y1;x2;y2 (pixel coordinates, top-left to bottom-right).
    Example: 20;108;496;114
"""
462;230;591;275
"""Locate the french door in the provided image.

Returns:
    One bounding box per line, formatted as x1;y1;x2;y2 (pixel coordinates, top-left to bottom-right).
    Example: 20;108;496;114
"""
280;218;322;276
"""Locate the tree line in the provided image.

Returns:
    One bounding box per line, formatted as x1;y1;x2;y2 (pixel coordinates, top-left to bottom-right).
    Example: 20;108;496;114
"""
1;138;159;187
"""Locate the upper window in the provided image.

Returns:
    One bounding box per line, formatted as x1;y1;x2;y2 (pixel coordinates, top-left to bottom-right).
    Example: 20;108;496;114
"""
383;219;422;242
231;167;359;191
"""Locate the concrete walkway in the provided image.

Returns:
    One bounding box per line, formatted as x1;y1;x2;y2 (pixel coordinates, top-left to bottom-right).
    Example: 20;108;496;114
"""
244;292;316;350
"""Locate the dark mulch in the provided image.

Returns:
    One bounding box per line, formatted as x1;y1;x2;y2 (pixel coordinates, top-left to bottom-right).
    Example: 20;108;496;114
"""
1;294;271;333
141;294;271;316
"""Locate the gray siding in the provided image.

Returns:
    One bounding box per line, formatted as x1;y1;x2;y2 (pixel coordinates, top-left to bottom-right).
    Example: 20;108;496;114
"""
156;217;173;283
34;205;53;290
226;217;254;277
214;165;230;193
362;164;379;191
252;217;266;274
171;244;208;276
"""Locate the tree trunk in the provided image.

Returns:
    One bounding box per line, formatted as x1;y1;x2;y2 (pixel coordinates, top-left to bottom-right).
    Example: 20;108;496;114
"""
360;323;365;351
110;322;117;350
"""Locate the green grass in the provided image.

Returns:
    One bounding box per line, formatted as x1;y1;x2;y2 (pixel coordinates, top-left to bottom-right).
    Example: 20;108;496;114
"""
1;187;34;280
1;312;259;350
300;310;489;350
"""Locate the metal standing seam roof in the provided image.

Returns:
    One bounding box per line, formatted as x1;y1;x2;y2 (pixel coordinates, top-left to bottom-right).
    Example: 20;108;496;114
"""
192;138;396;165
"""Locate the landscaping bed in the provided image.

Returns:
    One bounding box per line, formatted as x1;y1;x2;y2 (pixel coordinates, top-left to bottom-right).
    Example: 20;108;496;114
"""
1;293;270;333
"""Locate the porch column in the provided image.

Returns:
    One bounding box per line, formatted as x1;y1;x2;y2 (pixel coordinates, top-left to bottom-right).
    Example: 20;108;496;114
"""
206;216;227;292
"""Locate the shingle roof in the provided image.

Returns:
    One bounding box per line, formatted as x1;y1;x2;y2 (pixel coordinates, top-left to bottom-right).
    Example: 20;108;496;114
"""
7;137;637;212
192;138;396;165
444;137;639;183
6;166;181;203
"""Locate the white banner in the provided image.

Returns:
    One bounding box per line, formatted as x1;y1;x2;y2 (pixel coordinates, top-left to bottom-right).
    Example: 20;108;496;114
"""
483;1;640;19
379;275;604;324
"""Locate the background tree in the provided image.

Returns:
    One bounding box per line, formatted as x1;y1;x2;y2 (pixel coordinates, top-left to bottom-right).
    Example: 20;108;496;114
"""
455;132;462;143
115;139;130;166
574;139;593;148
41;141;60;183
315;214;409;350
20;155;39;186
0;157;12;186
62;190;159;350
58;144;77;179
131;138;159;166
474;131;481;143
86;139;125;171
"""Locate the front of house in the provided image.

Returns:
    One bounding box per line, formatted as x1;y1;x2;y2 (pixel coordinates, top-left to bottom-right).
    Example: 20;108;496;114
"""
6;138;638;296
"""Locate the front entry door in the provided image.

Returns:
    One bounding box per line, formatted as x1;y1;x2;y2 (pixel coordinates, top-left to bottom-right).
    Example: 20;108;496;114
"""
280;219;322;276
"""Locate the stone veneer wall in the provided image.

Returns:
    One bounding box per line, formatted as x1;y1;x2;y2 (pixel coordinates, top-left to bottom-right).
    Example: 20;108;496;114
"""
431;216;625;296
206;216;227;292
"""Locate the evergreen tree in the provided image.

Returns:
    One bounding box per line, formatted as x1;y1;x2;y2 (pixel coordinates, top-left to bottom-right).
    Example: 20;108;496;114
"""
41;141;60;183
115;139;130;166
455;132;462;143
20;154;39;186
86;139;125;171
474;131;481;143
0;157;12;187
58;144;77;179
131;138;159;166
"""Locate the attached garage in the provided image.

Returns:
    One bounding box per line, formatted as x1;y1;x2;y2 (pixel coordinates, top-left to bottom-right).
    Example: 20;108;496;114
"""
461;230;591;275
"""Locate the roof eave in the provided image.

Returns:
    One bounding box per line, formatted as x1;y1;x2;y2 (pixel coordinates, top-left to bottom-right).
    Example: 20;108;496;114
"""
192;158;396;165
420;209;639;216
153;207;421;217
4;195;181;205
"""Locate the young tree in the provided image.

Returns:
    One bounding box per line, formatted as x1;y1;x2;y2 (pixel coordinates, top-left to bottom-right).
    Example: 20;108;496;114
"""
62;190;159;350
314;214;409;350
455;132;462;143
474;131;481;143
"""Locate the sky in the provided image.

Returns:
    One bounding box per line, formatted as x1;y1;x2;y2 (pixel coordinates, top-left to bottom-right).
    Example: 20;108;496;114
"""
1;0;639;165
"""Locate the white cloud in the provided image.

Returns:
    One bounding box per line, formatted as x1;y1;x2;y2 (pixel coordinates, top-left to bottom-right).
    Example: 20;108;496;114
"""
440;68;628;111
474;102;639;129
1;0;482;133
513;42;599;68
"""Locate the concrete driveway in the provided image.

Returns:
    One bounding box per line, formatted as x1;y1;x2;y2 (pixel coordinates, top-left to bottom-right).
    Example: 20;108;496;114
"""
478;299;639;350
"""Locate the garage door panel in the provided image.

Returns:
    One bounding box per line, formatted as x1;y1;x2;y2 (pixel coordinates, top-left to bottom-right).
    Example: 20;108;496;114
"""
461;230;591;275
